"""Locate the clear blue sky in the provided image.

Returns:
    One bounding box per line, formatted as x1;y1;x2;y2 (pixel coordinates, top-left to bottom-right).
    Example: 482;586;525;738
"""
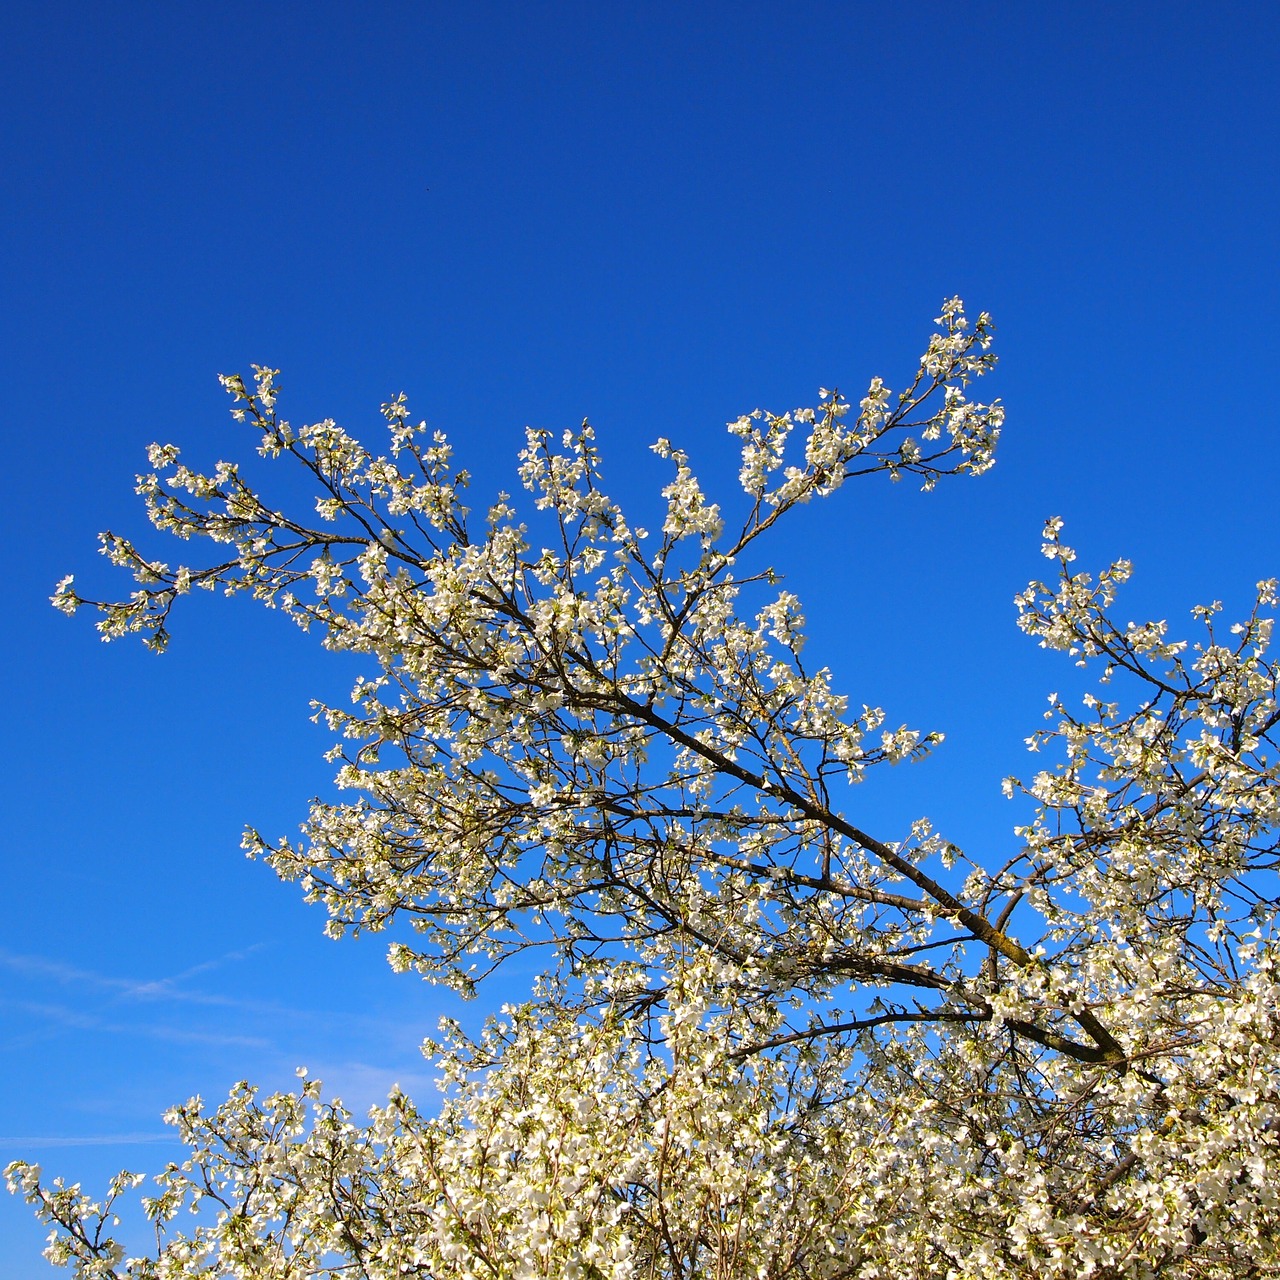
3;2;1278;1270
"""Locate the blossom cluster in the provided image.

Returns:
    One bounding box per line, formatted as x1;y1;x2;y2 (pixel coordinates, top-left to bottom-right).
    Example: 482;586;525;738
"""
14;301;1280;1277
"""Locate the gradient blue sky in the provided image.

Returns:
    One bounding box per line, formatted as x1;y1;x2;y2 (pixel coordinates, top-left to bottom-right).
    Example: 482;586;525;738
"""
3;2;1279;1270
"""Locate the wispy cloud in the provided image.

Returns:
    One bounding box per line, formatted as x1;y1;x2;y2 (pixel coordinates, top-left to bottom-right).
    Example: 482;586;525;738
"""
0;1132;176;1150
0;944;271;1008
122;944;270;1001
0;945;444;1036
0;998;272;1052
296;1058;439;1115
0;950;138;994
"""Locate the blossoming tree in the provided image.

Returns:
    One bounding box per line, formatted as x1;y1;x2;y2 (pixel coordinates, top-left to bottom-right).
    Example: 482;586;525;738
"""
11;300;1280;1278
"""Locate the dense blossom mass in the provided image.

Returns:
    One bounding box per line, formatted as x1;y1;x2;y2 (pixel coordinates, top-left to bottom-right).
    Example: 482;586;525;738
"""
12;301;1280;1277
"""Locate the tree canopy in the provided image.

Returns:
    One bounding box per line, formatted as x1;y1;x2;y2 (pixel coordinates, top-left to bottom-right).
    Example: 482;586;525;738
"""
11;300;1280;1278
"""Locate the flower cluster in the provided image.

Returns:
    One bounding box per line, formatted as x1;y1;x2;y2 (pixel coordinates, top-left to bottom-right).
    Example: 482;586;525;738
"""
15;301;1280;1277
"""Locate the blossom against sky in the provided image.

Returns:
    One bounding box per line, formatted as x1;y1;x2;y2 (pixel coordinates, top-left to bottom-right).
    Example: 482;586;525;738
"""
1;2;1278;1271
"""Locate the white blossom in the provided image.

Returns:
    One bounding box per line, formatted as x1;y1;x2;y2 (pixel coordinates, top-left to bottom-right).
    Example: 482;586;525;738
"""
17;300;1280;1278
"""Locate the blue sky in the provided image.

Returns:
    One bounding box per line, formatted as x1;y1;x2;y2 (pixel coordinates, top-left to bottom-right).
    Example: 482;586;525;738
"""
2;2;1278;1270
